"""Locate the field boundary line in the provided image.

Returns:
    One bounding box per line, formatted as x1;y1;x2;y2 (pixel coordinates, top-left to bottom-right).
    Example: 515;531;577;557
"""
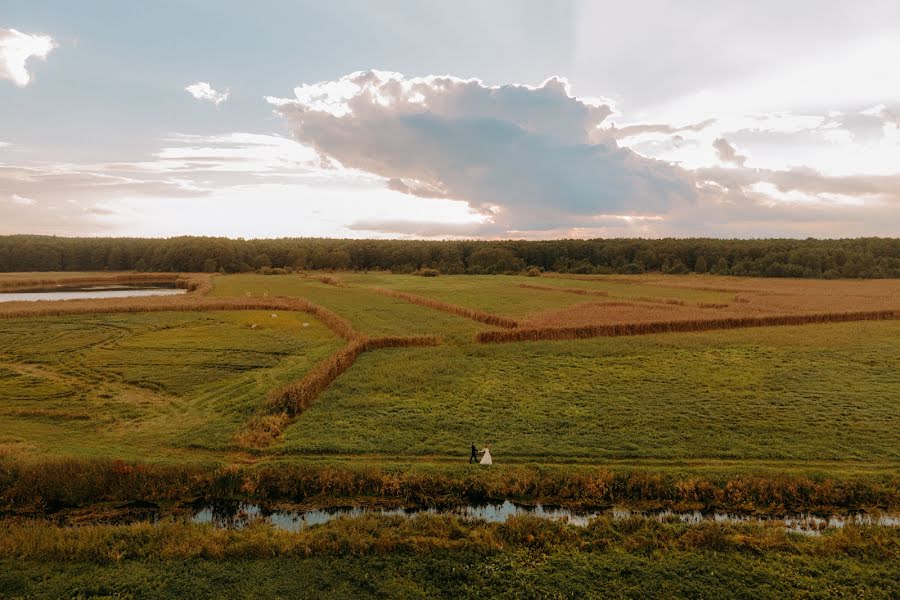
476;310;898;343
368;286;519;328
518;283;610;297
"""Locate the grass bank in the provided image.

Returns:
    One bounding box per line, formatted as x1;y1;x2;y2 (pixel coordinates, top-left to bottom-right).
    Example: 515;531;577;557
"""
0;515;897;598
2;459;897;515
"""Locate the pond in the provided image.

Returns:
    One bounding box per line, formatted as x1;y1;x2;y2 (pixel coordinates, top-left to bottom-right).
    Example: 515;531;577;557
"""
190;500;900;536
0;284;186;302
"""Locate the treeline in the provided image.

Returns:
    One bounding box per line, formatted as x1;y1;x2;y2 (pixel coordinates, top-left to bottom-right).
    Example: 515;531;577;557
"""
0;235;897;278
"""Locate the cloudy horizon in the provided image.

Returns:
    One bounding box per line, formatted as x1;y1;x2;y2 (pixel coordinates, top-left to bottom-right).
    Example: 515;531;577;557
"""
2;1;899;240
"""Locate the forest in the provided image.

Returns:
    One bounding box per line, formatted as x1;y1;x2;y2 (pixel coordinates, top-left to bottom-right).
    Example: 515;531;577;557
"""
0;235;897;278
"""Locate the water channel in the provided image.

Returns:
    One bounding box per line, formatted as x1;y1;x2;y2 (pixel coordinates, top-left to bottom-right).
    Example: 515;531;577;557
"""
0;284;186;302
188;500;899;536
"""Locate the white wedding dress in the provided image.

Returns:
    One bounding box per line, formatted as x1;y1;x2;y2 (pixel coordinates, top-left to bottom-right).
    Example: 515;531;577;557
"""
479;448;492;465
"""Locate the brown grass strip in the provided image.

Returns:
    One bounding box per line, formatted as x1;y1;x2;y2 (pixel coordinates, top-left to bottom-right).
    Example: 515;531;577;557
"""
518;283;609;297
476;310;898;344
369;287;518;328
316;275;344;286
631;296;687;306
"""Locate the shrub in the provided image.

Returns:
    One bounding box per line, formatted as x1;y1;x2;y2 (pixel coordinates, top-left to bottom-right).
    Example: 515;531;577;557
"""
415;268;440;277
524;267;542;277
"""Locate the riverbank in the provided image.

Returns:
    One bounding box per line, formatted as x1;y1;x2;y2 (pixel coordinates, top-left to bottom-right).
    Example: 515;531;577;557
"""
1;514;897;598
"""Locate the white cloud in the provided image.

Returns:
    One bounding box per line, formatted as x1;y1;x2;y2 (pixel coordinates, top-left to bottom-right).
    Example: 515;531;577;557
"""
0;28;56;87
270;70;696;232
712;138;747;167
263;70;900;238
185;81;230;106
6;193;36;205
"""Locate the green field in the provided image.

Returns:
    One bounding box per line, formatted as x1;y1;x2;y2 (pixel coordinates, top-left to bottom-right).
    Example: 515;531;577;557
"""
1;515;897;599
278;321;900;463
1;272;898;598
0;310;341;460
1;273;897;469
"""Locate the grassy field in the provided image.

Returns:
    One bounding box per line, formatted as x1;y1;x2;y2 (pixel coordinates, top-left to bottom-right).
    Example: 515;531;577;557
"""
1;271;898;596
0;310;341;461
209;274;488;343
1;272;897;468
278;321;899;462
1;515;897;599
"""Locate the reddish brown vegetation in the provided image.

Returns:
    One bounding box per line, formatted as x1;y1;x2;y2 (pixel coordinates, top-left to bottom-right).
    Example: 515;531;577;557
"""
369;287;519;328
518;283;609;297
478;310;898;343
632;296;687;306
316;275;344;286
522;301;715;328
1;459;896;514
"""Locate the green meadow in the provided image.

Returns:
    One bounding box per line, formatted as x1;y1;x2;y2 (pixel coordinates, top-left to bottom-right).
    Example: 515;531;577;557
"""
0;310;341;460
0;272;898;598
277;321;900;463
0;273;897;470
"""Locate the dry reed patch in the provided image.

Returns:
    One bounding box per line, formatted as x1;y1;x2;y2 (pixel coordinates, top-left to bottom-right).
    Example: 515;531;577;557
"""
368;286;519;328
518;283;609;297
610;273;900;296
316;275;345;286
522;301;723;328
478;310;898;343
734;292;900;314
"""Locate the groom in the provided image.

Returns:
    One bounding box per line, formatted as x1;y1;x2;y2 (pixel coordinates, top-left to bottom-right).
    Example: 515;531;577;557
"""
469;442;477;464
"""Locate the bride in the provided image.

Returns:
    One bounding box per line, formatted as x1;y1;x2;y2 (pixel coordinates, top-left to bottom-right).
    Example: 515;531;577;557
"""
479;446;492;465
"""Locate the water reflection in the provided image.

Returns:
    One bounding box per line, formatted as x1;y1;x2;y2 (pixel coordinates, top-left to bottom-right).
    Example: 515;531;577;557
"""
190;500;900;536
0;284;186;302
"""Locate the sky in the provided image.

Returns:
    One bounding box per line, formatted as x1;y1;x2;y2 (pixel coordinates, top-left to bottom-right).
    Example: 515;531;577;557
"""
1;0;899;239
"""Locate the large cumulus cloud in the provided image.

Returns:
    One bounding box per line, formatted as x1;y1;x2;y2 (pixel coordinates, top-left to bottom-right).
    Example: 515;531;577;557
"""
268;71;697;232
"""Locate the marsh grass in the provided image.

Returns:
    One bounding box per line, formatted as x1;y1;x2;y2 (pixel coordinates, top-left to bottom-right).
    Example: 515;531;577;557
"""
2;458;897;513
478;310;897;343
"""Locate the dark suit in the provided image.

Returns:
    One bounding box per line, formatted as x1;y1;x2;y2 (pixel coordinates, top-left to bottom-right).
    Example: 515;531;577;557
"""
469;444;477;463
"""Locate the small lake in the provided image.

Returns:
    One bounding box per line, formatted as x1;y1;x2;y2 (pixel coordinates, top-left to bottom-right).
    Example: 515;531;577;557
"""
0;284;186;303
190;500;900;536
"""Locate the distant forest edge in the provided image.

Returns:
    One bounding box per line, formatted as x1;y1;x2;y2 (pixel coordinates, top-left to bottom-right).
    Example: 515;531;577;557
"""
1;236;898;278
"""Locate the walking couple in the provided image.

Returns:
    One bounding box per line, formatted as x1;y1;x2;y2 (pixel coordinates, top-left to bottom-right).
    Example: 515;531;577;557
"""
469;442;492;465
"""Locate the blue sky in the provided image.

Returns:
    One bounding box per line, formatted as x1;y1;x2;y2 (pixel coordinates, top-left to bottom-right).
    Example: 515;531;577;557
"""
2;1;899;238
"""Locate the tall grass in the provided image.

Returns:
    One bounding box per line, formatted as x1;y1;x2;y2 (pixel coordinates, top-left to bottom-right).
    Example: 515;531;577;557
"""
478;310;898;343
1;513;897;563
369;287;519;328
2;459;897;514
316;275;344;286
518;283;610;297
